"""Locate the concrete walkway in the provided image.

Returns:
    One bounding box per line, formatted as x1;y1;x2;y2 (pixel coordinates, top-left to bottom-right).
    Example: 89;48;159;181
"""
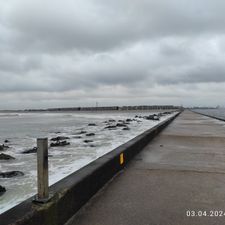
66;110;225;225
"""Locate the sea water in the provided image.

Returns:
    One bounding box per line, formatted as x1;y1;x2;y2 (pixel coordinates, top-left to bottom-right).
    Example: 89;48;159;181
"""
193;108;225;120
0;110;175;214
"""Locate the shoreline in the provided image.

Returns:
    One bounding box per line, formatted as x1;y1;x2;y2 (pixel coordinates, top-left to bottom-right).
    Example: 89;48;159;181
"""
0;105;180;113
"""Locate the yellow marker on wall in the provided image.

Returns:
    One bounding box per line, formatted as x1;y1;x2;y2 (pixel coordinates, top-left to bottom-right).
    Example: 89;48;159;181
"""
120;153;124;165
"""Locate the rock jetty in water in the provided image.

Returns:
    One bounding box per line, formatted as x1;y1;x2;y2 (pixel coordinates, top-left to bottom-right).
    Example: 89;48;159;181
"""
0;185;6;196
0;144;9;151
50;136;70;142
0;153;15;160
88;123;96;126
144;114;160;121
0;171;24;178
116;123;127;127
104;125;117;129
83;140;94;143
108;119;116;122
22;147;37;154
50;140;70;147
50;136;70;147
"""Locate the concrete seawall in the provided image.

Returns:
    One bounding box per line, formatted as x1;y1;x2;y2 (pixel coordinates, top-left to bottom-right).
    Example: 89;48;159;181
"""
0;112;180;225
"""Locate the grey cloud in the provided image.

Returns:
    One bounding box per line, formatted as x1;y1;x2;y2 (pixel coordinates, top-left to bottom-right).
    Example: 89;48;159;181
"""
4;0;225;53
0;0;225;108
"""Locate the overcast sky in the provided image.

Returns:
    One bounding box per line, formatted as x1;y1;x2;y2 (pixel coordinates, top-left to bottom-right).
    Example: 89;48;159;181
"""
0;0;225;109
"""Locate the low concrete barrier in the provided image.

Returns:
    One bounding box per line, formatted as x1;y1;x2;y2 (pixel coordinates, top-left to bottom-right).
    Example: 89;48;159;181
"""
0;112;181;225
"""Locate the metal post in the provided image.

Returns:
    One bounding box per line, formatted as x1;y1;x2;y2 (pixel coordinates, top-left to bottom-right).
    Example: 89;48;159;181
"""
36;138;49;202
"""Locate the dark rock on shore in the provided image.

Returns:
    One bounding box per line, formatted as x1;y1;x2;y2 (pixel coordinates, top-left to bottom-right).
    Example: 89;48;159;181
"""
50;136;70;142
0;144;9;151
0;185;6;196
123;127;130;131
50;141;70;147
84;140;94;143
108;119;116;122
4;139;9;143
0;171;24;178
145;114;160;121
0;185;6;191
88;123;96;126
160;111;171;116
152;115;160;120
86;133;95;136
89;144;96;147
105;125;117;129
0;153;15;160
22;147;37;154
116;123;127;127
126;119;132;122
135;115;144;119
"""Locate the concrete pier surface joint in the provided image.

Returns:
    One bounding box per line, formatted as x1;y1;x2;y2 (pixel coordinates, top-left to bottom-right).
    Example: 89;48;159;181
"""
0;112;180;225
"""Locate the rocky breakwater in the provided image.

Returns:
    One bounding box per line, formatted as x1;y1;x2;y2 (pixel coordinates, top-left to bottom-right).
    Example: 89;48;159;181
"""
0;141;24;197
50;136;70;147
0;171;24;196
104;118;133;131
0;171;24;178
0;144;9;151
0;185;6;196
22;147;37;154
135;111;174;122
0;153;15;160
0;111;174;200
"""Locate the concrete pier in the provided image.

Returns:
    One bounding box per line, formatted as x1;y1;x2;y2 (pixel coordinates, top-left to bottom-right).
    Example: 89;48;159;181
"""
66;110;225;225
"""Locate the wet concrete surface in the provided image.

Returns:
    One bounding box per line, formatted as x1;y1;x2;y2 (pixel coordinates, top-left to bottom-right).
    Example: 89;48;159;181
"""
66;110;225;225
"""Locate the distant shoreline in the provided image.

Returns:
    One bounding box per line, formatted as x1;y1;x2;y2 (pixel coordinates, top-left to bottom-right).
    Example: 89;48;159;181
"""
0;105;181;113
